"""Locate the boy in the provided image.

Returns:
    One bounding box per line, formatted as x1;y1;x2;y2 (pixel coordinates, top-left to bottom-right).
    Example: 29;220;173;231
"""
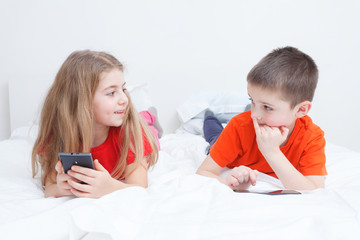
196;46;327;191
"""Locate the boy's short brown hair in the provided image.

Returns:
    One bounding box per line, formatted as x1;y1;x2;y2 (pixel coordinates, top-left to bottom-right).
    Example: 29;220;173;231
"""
247;46;318;108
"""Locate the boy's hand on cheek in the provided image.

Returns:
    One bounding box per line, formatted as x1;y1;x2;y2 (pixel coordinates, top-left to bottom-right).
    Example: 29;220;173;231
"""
252;118;289;156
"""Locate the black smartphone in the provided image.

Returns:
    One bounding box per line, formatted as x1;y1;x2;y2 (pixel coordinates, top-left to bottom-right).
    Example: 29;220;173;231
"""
58;152;95;173
234;189;301;195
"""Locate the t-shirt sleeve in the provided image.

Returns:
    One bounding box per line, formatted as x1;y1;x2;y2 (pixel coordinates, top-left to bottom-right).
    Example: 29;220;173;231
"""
210;117;243;168
126;133;153;165
298;130;327;176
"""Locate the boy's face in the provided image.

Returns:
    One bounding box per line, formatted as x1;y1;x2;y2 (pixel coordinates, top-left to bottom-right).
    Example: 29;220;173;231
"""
247;83;298;131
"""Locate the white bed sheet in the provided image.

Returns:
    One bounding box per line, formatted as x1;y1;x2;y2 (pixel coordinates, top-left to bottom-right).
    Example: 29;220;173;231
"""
0;128;360;239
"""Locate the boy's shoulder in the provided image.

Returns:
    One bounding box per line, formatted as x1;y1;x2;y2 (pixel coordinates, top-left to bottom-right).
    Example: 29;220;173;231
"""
299;115;324;135
232;110;252;121
226;111;254;134
295;116;325;146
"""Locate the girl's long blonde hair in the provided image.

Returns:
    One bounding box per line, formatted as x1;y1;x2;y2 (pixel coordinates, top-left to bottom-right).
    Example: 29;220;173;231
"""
32;50;158;184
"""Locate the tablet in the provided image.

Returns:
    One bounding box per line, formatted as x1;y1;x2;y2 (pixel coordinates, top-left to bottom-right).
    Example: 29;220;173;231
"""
58;152;95;173
234;189;301;195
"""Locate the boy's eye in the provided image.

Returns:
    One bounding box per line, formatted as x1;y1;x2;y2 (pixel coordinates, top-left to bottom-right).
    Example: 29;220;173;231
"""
248;97;254;103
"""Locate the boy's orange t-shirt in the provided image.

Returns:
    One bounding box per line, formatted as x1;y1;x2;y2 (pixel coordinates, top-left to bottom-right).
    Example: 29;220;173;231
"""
210;111;327;177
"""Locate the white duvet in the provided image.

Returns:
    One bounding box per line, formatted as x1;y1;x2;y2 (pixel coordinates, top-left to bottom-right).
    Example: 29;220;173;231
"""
1;129;360;239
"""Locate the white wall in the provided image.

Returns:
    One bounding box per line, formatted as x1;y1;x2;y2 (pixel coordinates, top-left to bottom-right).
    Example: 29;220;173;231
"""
0;0;359;152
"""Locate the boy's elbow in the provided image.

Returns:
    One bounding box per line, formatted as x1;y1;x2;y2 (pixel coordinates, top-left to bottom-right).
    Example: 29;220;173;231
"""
196;169;206;176
134;181;148;188
312;182;325;190
304;175;325;190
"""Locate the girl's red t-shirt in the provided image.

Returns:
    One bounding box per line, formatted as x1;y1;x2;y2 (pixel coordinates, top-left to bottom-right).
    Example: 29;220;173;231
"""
91;127;153;175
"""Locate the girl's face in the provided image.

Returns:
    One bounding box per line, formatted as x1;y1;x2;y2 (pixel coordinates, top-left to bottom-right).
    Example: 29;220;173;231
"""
247;83;298;131
92;69;128;130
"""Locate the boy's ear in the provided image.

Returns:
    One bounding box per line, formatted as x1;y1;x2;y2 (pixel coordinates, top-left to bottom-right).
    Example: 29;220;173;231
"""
295;101;312;118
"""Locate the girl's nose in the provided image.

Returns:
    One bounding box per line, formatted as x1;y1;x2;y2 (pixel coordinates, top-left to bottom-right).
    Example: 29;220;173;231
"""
118;92;128;105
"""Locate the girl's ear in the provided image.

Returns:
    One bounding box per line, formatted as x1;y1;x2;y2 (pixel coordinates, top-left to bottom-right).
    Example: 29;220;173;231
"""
295;100;312;118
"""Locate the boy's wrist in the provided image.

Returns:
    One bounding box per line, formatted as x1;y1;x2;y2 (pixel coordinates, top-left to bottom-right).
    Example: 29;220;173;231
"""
261;148;283;161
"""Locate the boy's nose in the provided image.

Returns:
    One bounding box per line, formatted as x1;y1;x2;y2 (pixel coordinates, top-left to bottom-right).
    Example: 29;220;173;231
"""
250;106;261;120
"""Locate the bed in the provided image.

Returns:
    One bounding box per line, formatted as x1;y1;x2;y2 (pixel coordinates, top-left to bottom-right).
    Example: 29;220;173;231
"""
1;86;360;239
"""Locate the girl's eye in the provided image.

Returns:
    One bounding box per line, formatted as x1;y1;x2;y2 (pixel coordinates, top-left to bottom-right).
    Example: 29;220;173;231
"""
264;105;273;111
107;91;116;96
248;97;254;103
122;88;127;92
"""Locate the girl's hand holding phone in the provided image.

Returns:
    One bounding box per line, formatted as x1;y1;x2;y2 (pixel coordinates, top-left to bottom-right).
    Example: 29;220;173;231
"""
54;161;77;196
67;160;125;198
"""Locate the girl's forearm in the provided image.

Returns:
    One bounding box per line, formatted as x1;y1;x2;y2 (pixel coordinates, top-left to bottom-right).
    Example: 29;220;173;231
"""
44;183;72;198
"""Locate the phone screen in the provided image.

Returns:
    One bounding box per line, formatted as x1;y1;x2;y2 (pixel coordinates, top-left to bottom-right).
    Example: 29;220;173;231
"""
58;152;94;173
265;190;301;195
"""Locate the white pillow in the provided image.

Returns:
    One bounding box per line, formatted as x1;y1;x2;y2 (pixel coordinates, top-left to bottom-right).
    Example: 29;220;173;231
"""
176;101;209;123
176;91;250;135
177;91;250;123
10;125;39;141
127;82;152;112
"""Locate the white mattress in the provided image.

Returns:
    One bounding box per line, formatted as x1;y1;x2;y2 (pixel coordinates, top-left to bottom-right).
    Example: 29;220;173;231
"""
1;127;360;239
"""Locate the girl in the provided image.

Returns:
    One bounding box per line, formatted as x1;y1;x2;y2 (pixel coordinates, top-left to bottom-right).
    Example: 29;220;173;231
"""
32;50;159;198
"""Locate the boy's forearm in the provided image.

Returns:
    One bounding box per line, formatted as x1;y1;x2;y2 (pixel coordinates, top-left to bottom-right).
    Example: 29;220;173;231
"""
196;156;227;185
196;170;226;185
263;149;321;190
